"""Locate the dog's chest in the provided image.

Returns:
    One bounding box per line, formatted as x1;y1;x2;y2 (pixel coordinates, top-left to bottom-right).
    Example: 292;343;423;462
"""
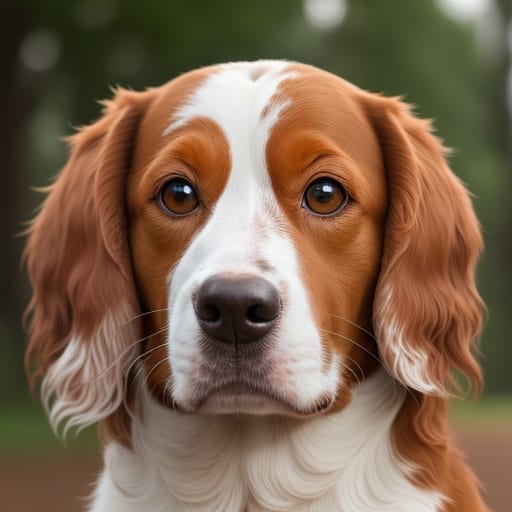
95;371;444;512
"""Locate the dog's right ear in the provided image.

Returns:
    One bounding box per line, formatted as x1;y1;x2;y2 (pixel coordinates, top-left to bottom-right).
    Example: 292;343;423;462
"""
25;88;155;436
360;93;483;397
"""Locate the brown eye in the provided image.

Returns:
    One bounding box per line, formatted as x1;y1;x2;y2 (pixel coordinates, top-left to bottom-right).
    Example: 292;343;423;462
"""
303;178;348;216
157;178;199;216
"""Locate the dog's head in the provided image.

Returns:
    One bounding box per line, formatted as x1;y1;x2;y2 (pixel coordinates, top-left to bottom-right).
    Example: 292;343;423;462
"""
25;61;483;437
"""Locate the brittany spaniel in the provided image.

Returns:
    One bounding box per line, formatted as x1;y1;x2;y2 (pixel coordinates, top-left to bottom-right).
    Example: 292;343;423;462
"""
25;61;490;512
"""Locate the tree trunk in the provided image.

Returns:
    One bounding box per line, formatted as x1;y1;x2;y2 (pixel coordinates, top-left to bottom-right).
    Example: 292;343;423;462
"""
0;1;36;399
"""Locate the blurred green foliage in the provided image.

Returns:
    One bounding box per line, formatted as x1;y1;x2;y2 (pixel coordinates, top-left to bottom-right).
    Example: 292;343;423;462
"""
0;403;98;456
2;0;511;400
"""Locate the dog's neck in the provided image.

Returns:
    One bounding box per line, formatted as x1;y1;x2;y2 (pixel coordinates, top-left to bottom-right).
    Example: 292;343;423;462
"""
92;369;444;512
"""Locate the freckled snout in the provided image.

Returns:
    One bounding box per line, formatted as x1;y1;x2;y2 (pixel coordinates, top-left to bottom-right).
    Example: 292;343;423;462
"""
194;275;281;345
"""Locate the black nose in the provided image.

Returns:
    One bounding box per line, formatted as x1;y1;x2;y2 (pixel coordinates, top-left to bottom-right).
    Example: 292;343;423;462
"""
194;275;281;345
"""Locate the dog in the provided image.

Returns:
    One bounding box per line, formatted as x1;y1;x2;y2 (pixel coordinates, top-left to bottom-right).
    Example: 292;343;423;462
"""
25;61;490;511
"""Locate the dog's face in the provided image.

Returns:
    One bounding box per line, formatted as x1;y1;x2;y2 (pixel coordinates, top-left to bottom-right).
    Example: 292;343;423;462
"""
25;61;483;434
128;62;386;416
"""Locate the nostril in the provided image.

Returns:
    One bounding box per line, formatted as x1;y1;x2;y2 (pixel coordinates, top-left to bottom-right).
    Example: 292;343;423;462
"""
247;304;264;324
200;303;221;323
247;302;280;324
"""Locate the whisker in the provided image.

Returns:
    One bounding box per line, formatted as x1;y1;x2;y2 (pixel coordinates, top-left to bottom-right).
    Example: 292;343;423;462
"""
321;327;419;405
327;314;376;340
143;358;170;389
122;338;170;422
126;341;169;380
103;327;168;375
341;354;364;384
76;326;169;386
122;319;170;412
124;308;170;325
320;328;381;367
339;358;362;385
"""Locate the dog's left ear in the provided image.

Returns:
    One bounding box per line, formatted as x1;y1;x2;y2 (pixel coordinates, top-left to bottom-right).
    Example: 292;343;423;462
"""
24;88;155;435
361;94;484;396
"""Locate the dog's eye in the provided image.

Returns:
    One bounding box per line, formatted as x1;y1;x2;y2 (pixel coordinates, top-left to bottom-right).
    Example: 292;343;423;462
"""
303;178;348;216
157;178;199;216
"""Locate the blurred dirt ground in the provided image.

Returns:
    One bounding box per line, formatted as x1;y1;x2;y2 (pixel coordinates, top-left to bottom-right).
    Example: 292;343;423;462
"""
2;426;510;512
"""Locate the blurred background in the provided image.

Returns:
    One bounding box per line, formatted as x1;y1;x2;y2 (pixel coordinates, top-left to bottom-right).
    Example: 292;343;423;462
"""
1;0;511;510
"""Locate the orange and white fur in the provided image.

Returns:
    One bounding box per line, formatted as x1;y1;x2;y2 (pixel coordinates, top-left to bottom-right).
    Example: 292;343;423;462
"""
25;61;490;511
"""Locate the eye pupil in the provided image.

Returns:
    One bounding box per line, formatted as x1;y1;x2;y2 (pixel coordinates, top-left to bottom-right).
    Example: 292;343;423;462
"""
171;182;193;202
158;178;199;216
303;178;348;216
313;182;336;203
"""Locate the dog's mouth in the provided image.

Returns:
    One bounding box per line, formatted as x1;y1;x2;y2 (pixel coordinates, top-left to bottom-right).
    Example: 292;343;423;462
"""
190;382;334;417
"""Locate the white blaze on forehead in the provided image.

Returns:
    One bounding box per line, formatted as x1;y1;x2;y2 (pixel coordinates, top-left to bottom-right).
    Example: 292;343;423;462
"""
164;60;294;140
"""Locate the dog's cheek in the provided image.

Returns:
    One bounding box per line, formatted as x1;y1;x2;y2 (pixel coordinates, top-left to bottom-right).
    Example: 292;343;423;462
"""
282;221;381;397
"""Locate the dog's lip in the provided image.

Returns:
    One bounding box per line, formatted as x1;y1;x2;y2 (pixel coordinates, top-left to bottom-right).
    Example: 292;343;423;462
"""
192;382;334;417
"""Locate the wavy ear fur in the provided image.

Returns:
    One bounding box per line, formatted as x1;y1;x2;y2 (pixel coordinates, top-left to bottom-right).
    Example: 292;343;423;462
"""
362;95;484;396
25;88;154;434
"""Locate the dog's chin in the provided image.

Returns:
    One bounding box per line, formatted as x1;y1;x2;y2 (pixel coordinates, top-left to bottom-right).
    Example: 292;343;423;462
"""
190;386;335;418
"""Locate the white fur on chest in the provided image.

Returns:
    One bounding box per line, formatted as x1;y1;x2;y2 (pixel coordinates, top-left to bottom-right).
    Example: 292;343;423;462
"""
89;370;443;512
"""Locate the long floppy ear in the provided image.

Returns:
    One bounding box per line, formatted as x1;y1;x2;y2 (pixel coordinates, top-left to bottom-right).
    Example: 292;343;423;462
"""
25;88;154;434
362;95;484;396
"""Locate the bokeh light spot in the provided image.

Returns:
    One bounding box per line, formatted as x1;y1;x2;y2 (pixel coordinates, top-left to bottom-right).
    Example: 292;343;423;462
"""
303;0;347;30
19;29;60;73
